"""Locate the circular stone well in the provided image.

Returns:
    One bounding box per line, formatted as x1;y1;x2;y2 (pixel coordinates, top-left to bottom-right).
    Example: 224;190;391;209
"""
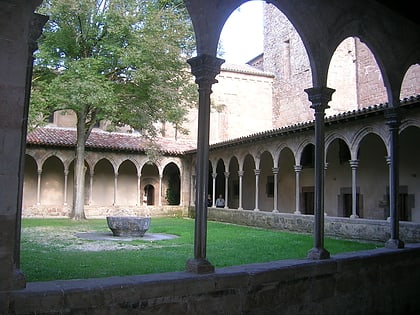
106;216;151;237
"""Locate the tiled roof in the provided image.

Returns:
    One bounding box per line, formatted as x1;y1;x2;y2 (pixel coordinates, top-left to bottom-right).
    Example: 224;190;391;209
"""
26;126;196;155
221;63;274;77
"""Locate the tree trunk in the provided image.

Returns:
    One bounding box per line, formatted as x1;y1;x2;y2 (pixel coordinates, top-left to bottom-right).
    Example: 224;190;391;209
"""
71;114;88;220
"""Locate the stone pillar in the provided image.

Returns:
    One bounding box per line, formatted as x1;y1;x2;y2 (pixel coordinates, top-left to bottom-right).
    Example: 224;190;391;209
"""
137;175;141;206
238;170;244;210
272;167;279;213
89;170;94;205
349;160;359;218
64;169;69;205
186;54;224;274
305;87;334;260
211;172;217;207
36;168;42;205
0;1;47;290
224;171;229;209
113;171;118;206
254;169;261;211
159;174;163;206
384;107;404;249
294;165;302;214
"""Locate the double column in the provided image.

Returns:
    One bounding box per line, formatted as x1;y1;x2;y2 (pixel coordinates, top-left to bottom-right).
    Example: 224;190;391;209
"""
384;107;404;248
186;54;224;273
305;87;334;260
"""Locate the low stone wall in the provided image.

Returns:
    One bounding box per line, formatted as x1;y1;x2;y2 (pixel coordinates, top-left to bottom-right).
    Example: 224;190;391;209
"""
2;244;420;314
207;208;420;243
22;205;187;218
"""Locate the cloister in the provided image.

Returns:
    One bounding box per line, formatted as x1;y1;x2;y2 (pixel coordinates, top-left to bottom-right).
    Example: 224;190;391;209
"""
1;0;420;314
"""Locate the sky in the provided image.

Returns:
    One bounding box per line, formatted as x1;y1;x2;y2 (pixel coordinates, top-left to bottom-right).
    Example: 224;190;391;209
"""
218;1;264;64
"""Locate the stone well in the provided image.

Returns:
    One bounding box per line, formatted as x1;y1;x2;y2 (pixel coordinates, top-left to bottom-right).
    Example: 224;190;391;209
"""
106;216;151;237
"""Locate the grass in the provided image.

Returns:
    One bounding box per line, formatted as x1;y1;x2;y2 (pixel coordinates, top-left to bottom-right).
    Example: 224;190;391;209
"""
20;217;379;282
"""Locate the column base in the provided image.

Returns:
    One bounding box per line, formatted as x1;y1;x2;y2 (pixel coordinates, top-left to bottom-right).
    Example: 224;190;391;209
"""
186;258;215;274
0;268;26;291
272;210;279;213
294;210;301;215
253;209;260;212
307;247;330;260
385;238;405;249
350;214;359;219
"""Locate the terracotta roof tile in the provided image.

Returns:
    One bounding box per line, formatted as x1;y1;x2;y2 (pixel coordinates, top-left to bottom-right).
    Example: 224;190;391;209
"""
26;126;196;155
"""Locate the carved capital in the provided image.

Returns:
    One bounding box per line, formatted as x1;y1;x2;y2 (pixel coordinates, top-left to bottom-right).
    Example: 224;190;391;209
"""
384;106;401;129
187;54;225;88
304;87;335;113
28;13;48;54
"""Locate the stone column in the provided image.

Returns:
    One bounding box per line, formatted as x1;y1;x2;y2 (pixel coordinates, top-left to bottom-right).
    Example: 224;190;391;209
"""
384;108;404;249
159;174;163;206
294;165;302;214
305;87;334;260
238;170;244;210
186;54;224;274
89;170;94;205
211;172;217;207
113;171;118;206
349;160;359;218
36;168;42;205
0;1;47;290
224;172;229;209
254;169;261;211
137;175;141;206
272;167;279;213
63;169;69;205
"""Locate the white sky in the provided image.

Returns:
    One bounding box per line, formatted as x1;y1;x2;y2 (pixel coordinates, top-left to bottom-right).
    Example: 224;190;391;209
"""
218;1;264;64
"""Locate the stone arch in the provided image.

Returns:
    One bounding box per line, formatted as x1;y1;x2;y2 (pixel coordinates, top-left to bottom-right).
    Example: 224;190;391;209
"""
326;36;387;117
228;156;240;209
357;132;388;219
399;125;420;222
140;162;159;206
277;146;296;213
117;159;138;206
400;64;420;100
350;126;388;159
295;139;314;166
259;150;274;211
92;158;114;206
162;162;181;206
22;154;38;209
242;153;256;210
215;158;226;200
40;155;65;205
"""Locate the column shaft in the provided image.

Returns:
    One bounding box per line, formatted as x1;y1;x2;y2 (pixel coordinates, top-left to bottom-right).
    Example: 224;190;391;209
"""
186;54;224;274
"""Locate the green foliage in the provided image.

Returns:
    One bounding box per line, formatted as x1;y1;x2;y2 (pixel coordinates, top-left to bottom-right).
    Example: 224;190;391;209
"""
20;218;379;282
31;0;196;134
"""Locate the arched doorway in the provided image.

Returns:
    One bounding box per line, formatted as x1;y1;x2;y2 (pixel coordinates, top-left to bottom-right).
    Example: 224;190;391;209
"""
144;184;155;206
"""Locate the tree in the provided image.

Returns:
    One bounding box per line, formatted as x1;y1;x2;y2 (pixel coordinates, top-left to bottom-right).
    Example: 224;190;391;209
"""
30;0;196;219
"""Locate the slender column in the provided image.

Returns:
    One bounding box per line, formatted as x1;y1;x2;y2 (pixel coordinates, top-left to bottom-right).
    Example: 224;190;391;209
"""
224;172;229;209
211;172;217;207
238;170;244;210
349;160;359;218
294;165;302;214
158;174;163;206
113;171;118;206
305;87;334;260
89;170;94;205
384;108;404;248
254;169;261;211
63;169;69;205
272;168;279;213
137;175;141;206
36;169;42;205
186;54;224;274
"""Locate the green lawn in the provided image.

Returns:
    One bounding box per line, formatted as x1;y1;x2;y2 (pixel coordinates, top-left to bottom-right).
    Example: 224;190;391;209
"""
20;217;379;282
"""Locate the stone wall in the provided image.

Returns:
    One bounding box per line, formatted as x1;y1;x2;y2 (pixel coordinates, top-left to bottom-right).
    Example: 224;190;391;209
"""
2;244;420;314
207;208;420;243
